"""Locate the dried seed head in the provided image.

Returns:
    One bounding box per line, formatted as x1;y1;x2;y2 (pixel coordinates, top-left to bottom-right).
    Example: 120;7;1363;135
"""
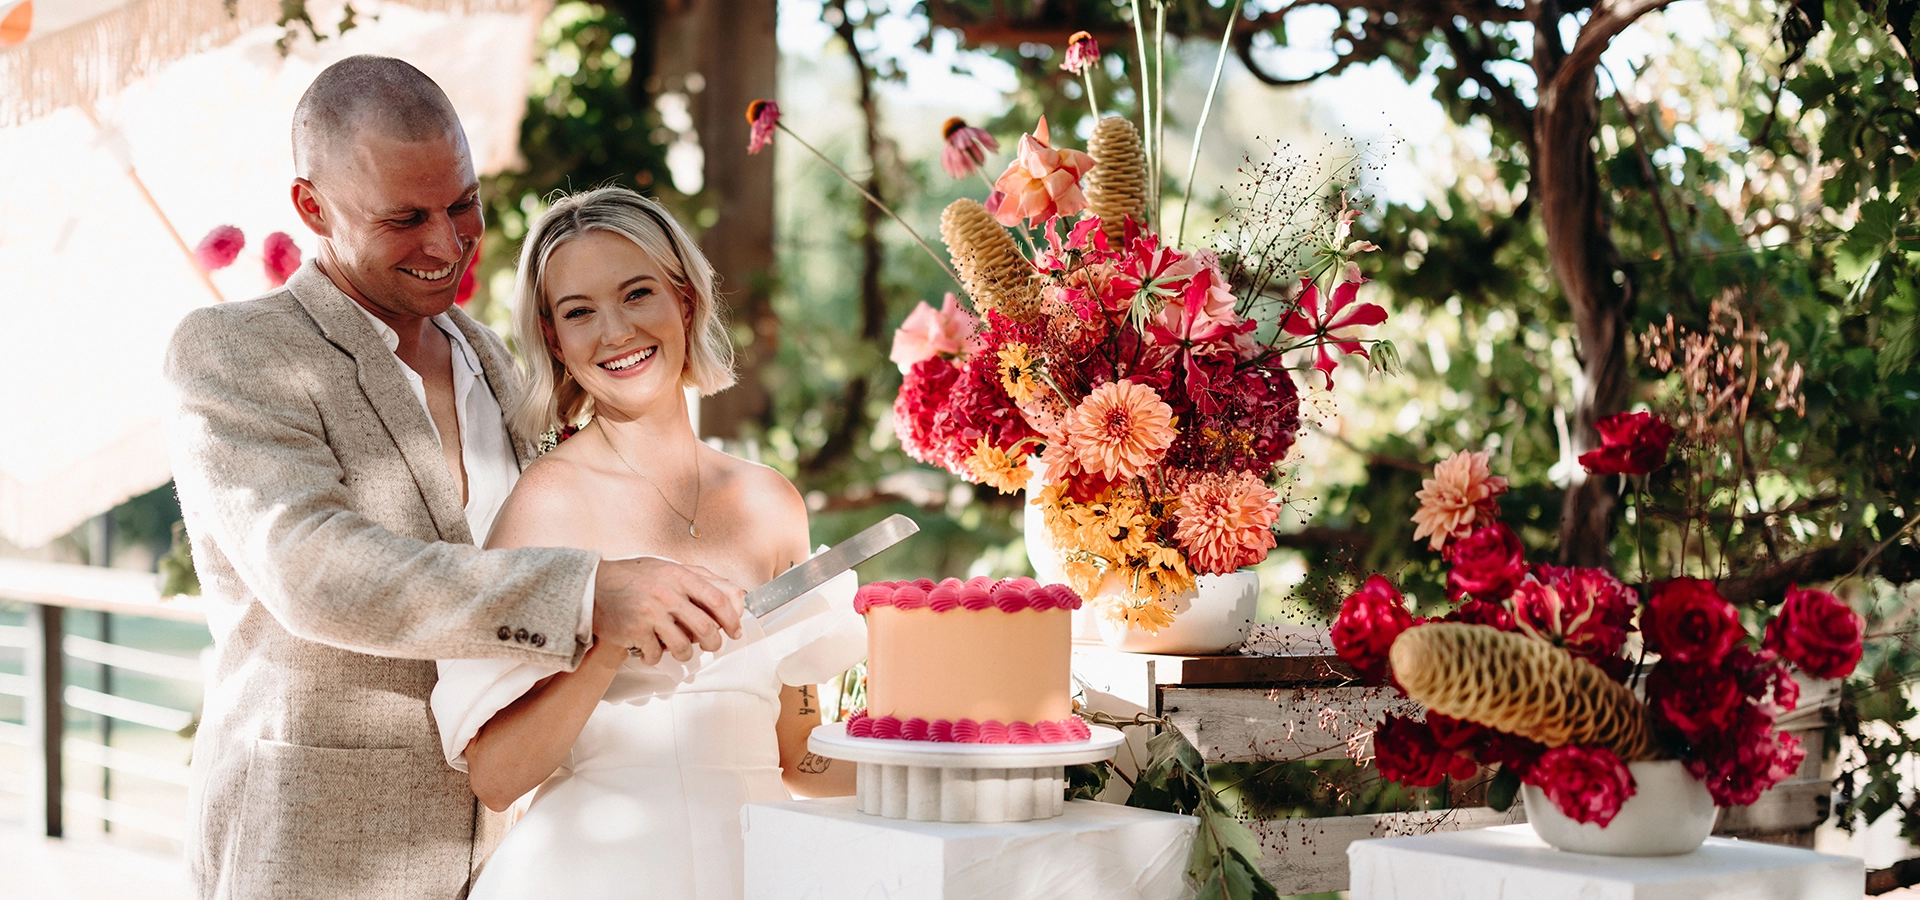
941;198;1040;321
1084;117;1148;244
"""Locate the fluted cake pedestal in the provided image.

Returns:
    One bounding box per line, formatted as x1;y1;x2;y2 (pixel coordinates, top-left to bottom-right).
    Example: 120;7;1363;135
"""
808;721;1125;823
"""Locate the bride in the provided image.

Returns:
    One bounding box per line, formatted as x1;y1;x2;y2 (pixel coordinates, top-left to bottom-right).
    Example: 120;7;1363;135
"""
432;187;860;899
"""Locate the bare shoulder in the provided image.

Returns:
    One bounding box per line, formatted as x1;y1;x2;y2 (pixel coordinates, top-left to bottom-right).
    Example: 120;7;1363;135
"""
486;442;599;550
704;449;810;563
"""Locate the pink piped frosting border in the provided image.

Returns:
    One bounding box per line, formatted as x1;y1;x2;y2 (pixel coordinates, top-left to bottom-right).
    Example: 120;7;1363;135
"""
844;709;1092;744
853;576;1083;615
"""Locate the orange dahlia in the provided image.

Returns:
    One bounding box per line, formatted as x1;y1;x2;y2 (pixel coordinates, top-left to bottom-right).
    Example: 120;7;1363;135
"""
1066;380;1176;481
1410;449;1510;551
966;438;1030;494
1173;471;1280;574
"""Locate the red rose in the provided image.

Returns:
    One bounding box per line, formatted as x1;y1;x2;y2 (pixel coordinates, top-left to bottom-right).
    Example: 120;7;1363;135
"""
1684;704;1805;807
1481;729;1548;776
1332;575;1417;685
1524;745;1637;827
1374;714;1479;787
1514;565;1637;663
1646;661;1744;739
1643;578;1741;667
1764;585;1864;680
1446;523;1526;602
1577;411;1676;476
1445;598;1516;632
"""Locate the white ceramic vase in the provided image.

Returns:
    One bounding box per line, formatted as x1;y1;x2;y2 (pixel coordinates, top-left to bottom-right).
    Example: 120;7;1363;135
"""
1521;759;1718;856
1092;569;1260;655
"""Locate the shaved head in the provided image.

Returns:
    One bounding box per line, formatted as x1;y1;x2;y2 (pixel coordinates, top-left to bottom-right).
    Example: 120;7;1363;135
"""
292;55;463;181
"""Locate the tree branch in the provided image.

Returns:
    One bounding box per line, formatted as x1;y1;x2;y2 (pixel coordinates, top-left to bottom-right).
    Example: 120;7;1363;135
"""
1437;18;1536;141
1549;0;1681;100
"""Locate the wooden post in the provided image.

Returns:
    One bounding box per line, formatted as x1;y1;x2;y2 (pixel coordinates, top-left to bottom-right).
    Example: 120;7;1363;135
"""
25;602;64;838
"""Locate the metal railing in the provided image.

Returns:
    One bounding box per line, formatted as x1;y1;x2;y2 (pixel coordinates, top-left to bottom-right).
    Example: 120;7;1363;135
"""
0;557;209;841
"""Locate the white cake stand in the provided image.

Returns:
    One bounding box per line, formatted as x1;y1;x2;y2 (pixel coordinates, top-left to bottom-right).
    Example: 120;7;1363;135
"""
809;721;1125;824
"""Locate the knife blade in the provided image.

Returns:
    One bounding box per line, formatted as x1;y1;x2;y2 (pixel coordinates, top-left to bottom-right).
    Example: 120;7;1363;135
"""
744;513;920;617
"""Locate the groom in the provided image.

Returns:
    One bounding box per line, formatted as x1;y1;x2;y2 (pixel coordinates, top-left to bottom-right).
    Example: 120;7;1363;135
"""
165;56;744;899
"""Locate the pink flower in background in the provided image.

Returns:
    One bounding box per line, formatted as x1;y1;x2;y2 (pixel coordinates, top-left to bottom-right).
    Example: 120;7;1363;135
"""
1278;270;1387;389
991;117;1095;226
1172;470;1280;575
745;99;780;155
1764;585;1864;680
890;293;980;369
940;118;1000;179
262;232;301;287
195;225;245;271
1410;450;1509;551
1525;745;1636;827
1061;31;1100;75
1331;575;1417;685
1065;379;1176;481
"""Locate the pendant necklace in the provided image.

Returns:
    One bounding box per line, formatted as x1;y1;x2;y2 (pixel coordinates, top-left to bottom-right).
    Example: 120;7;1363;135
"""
599;423;701;538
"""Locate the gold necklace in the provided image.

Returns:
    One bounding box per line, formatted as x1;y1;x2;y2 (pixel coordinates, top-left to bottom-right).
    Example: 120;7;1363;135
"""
598;423;701;538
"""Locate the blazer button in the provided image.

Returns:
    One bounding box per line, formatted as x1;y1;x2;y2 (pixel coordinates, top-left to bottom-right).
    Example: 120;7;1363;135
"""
515;628;529;643
530;633;546;648
497;626;512;641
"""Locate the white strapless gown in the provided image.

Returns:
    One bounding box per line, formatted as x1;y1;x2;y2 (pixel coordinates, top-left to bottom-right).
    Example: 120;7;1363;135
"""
431;564;864;900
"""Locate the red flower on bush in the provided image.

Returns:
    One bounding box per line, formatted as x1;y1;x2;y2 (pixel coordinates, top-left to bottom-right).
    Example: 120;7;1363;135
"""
1515;565;1637;662
1523;745;1637;827
1446;523;1525;601
1577;410;1675;476
1373;714;1479;787
262;231;302;287
1643;577;1741;667
1331;575;1417;685
195;224;245;272
1764;585;1864;680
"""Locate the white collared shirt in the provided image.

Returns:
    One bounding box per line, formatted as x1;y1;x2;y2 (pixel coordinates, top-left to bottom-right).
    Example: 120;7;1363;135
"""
351;303;596;647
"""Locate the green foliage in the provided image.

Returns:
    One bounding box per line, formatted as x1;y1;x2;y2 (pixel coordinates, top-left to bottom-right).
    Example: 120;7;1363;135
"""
1125;726;1281;900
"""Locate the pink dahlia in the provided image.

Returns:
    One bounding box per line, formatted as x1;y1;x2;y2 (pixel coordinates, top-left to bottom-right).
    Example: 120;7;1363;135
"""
990;117;1095;227
262;231;302;286
1065;379;1176;481
940;117;1000;179
1410;450;1509;551
1172;471;1280;574
195;225;245;272
745;99;779;155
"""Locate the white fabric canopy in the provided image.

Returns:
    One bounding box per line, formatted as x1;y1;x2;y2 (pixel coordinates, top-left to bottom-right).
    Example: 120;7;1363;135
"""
0;0;542;548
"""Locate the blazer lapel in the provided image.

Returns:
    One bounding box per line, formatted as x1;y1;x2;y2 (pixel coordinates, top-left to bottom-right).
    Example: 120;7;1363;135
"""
445;307;540;470
284;263;473;544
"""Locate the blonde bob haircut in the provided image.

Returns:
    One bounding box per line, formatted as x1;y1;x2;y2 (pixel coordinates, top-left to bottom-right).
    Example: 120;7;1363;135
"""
509;186;735;437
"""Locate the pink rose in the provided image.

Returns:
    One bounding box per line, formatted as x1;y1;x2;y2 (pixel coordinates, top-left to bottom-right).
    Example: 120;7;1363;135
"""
1764;585;1864;680
1643;577;1741;667
890;293;980;369
1524;745;1637;827
195;224;245;272
1373;714;1479;787
1331;575;1417;686
262;232;302;287
1514;565;1637;662
1578;411;1676;476
1445;523;1526;601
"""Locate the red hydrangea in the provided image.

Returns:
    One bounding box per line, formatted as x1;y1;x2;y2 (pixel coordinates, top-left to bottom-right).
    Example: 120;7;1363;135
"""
262;231;302;287
1331;575;1417;685
1373;714;1479;787
195;224;245;271
1764;585;1864;680
1445;523;1526;602
1523;745;1637;827
1643;577;1742;667
1514;565;1637;663
895;357;963;467
1577;410;1675;476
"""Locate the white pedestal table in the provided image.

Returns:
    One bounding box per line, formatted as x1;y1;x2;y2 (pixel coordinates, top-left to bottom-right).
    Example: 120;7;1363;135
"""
1348;823;1864;900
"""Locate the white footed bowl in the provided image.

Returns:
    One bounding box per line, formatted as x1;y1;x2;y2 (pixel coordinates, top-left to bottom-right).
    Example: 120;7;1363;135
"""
1522;759;1718;856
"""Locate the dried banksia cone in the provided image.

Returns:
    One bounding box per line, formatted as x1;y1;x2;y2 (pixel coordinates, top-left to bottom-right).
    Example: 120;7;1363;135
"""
940;198;1040;321
1389;622;1660;762
1083;116;1148;244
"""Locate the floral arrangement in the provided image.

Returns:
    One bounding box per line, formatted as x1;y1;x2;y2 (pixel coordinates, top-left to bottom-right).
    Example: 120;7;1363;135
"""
1331;440;1866;827
749;36;1393;635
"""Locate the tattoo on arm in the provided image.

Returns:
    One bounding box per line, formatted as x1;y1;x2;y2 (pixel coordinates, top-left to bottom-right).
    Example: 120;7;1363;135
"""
797;685;816;716
796;751;832;774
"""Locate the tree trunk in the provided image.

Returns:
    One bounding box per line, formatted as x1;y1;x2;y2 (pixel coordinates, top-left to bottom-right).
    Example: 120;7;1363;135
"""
681;0;778;440
1532;0;1634;567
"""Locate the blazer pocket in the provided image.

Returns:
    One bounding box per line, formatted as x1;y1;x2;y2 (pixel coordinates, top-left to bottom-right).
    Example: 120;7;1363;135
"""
229;740;472;900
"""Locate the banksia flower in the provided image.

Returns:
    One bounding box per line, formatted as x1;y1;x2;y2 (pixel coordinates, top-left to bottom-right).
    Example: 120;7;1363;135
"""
940;198;1040;320
1083;117;1147;244
1389;622;1660;762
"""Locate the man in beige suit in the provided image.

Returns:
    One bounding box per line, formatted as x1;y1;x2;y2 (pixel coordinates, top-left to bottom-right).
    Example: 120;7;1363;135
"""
164;56;744;898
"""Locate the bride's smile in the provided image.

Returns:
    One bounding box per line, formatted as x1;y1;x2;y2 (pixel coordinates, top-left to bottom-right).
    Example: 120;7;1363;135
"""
545;229;691;419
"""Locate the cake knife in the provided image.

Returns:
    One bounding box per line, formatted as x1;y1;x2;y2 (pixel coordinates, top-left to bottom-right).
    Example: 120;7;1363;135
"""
743;513;920;617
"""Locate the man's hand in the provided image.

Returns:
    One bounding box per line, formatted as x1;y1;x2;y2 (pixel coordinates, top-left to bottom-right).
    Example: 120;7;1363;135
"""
592;558;746;664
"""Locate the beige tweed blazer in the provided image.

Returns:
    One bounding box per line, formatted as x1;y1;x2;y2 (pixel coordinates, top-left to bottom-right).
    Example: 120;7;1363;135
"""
165;262;598;899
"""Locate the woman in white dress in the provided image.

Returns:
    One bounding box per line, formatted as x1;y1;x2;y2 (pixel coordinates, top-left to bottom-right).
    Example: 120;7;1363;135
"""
431;187;860;900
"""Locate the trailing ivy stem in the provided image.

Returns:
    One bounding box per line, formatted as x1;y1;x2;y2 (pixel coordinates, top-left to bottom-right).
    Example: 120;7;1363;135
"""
1176;0;1241;247
777;122;961;288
